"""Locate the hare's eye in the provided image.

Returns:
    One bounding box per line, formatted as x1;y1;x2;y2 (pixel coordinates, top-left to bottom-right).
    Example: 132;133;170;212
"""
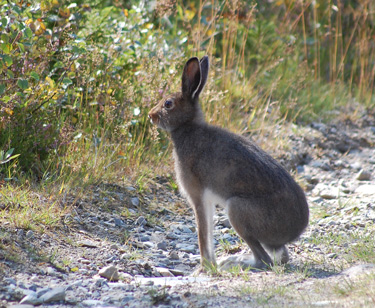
164;99;174;110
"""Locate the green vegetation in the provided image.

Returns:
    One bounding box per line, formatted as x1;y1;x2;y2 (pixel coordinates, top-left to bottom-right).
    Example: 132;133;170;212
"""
1;0;375;230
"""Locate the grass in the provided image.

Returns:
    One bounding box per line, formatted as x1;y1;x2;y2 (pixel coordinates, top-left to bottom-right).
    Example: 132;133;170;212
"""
306;224;375;265
0;183;65;231
1;3;375;300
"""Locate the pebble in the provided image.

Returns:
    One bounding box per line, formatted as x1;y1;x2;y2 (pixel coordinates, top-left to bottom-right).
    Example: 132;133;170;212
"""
39;287;66;303
341;264;375;277
356;169;371;181
25;230;34;239
155;267;175;277
131;197;140;206
157;241;168;251
135;216;147;226
355;184;375;195
81;299;105;307
3;120;375;308
78;240;99;248
98;265;119;282
169;251;179;260
20;293;40;305
311;160;330;171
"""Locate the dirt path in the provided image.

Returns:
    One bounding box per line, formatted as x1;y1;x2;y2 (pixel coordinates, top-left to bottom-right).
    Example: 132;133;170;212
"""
1;115;375;307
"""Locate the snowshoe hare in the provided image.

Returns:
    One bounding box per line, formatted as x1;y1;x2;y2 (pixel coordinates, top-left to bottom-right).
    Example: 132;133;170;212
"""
149;56;309;270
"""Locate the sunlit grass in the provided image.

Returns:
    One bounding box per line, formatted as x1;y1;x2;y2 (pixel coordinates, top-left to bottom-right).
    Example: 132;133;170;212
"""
0;183;65;231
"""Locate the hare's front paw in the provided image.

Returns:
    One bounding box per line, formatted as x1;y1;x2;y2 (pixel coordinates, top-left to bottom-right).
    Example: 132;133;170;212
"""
191;266;207;277
218;254;268;271
191;261;220;276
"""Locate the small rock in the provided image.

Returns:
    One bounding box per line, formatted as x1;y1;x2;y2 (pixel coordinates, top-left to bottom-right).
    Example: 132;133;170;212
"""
356;169;371;181
350;162;362;170
166;232;178;240
140;235;150;242
176;244;197;253
155;267;175;277
169;251;179;260
131;197;140;207
98;265;119;282
341;264;375;277
179;226;193;233
221;218;231;228
135;216;147;226
20;292;41;305
311;160;330;171
120;272;133;281
25;230;34;239
78;240;98;248
38;287;66;304
169;268;185;276
36;287;50;297
355;185;375;196
320;190;338;200
46;267;56;276
4;277;17;285
157;241;168;251
81;299;105;307
143;241;154;248
110;244;119;250
296;165;304;174
114;218;126;227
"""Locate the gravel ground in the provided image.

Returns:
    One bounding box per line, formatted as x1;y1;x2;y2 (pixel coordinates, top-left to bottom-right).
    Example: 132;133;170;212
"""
1;112;375;307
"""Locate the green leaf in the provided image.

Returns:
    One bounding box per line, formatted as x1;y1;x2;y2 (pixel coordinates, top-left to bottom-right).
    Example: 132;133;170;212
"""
53;61;64;69
23;27;33;38
0;84;5;95
1;43;12;54
1;33;9;43
7;70;14;79
5;148;14;159
17;79;29;90
1;17;8;27
0;153;21;164
30;71;40;81
2;95;10;103
17;42;25;53
62;78;73;86
3;55;13;66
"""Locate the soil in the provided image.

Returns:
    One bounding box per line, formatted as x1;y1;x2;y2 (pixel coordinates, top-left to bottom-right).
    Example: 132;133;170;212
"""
1;110;375;307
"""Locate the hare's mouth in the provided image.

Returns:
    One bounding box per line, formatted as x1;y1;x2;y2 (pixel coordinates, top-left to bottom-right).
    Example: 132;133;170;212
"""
149;115;165;130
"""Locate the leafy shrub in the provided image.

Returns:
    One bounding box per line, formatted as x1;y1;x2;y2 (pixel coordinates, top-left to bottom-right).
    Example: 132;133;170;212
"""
0;0;187;179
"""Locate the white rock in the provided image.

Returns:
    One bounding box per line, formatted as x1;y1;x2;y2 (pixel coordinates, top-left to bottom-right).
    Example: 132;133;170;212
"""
355;185;375;196
98;265;119;281
81;299;105;307
341;264;375;277
20;292;41;305
356;169;371;181
155;267;175;277
39;287;66;304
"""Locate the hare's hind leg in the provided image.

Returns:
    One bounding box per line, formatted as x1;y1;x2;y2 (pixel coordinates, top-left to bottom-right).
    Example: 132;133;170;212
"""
262;244;289;264
224;197;274;269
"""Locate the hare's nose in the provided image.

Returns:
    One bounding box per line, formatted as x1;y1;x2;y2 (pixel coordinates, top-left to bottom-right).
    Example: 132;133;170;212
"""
148;112;157;123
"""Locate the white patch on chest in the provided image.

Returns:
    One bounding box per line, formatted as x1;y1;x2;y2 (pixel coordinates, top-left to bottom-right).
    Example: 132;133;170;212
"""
202;188;227;208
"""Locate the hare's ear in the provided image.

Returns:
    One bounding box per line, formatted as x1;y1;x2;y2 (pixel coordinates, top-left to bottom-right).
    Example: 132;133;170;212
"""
182;57;201;100
197;56;209;96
